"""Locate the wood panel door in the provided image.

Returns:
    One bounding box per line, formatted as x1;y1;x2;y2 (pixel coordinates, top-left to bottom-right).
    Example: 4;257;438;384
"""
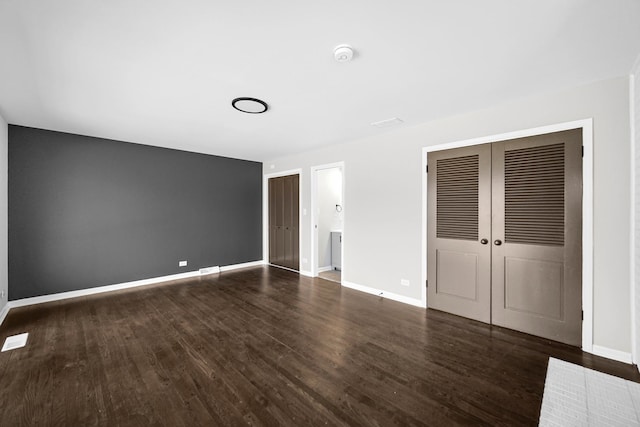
269;174;299;271
491;129;582;346
427;144;492;323
427;129;582;346
269;177;284;266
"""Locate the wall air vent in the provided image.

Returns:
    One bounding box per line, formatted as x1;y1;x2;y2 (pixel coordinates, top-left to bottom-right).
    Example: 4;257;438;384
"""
371;117;404;128
199;266;221;275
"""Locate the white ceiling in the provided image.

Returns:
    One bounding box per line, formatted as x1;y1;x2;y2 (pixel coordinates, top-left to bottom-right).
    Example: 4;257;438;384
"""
1;1;639;162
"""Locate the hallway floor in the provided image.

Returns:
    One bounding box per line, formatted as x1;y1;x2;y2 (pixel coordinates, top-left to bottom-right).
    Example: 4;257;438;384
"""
318;269;341;283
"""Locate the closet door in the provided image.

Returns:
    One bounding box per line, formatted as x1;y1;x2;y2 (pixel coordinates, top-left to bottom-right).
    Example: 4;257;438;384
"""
427;144;492;323
282;175;300;270
491;129;582;346
269;177;285;266
268;174;300;271
290;175;299;270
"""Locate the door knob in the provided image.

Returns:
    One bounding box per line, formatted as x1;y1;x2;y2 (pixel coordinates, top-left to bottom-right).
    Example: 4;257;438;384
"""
480;238;488;245
494;239;502;246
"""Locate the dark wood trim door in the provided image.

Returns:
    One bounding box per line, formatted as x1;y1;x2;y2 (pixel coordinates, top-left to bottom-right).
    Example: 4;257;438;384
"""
269;174;299;271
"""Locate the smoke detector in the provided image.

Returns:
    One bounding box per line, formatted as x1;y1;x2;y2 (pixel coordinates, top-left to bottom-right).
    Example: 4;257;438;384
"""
334;45;354;63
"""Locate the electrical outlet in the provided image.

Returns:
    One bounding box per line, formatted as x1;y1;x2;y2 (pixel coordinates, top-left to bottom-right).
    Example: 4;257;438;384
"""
302;258;308;264
0;290;5;299
400;279;410;287
179;260;188;267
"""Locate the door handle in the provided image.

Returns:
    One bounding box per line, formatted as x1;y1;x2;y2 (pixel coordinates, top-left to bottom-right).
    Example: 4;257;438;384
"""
494;239;502;246
480;238;488;245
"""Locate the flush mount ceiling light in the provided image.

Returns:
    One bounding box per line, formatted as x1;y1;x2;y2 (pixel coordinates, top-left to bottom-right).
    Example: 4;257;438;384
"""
231;97;268;114
334;44;354;63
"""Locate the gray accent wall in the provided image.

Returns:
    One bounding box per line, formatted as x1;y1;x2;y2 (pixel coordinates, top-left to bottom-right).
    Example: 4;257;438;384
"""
9;126;262;300
0;113;7;312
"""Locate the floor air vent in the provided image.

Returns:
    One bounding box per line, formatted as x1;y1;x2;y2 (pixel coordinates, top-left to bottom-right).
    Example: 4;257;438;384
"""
2;333;29;352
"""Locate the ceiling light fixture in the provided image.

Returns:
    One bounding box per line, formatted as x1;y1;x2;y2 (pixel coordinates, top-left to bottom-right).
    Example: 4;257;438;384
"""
231;97;269;114
334;45;354;63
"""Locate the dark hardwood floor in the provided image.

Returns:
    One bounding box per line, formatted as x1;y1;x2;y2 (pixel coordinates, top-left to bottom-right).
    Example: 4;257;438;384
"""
1;266;639;426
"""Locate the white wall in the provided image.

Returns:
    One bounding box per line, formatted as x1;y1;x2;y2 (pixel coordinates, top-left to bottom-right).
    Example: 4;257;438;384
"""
0;111;7;316
265;76;633;355
317;168;343;269
632;53;640;367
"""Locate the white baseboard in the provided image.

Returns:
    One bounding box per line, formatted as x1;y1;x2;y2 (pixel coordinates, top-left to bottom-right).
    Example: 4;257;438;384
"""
299;270;314;277
341;280;426;308
7;271;202;309
317;266;333;273
220;260;265;272
268;263;302;274
3;260;267;314
0;304;9;328
592;344;633;364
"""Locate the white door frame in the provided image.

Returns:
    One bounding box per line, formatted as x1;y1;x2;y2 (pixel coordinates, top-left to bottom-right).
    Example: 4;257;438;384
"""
422;118;594;354
630;72;638;367
310;162;345;278
263;168;303;270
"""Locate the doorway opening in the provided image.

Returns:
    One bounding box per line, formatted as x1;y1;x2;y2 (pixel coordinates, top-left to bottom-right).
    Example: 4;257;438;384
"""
312;163;344;282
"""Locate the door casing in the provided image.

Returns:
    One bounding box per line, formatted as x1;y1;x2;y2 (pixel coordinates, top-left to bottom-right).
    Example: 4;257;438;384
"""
421;119;594;353
311;162;346;278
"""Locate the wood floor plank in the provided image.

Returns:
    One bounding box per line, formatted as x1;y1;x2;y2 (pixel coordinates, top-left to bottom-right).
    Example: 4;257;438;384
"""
1;265;640;426
162;290;339;425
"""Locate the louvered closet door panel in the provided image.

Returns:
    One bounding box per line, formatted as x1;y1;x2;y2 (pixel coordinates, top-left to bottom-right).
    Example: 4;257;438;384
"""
504;143;565;246
427;144;492;323
491;129;582;346
436;155;479;241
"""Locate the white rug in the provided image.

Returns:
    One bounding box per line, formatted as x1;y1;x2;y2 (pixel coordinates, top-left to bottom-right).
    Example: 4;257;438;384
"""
539;358;640;426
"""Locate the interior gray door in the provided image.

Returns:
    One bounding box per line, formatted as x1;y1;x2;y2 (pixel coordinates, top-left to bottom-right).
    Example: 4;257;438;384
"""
427;144;492;323
427;128;582;347
491;129;582;346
